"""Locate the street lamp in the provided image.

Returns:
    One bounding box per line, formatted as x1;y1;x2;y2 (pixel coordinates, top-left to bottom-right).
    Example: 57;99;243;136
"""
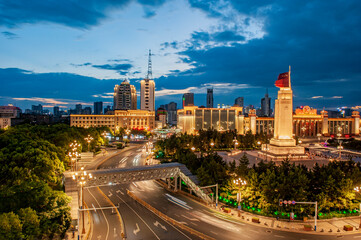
210;142;215;151
84;135;93;152
69;141;81;171
233;177;247;209
317;133;322;142
354;186;361;228
72;167;92;236
191;146;196;151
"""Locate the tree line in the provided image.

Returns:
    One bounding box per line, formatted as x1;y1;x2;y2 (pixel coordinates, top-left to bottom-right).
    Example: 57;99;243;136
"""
0;124;109;239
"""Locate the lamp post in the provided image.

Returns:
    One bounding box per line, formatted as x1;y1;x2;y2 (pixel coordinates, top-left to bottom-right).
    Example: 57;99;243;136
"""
72;167;92;236
354;186;361;228
69;141;81;171
234;177;247;209
317;133;321;142
191;146;196;151
84;135;93;152
210;142;215;151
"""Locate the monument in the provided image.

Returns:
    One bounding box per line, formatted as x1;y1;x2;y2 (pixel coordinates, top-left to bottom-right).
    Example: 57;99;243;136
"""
261;67;306;160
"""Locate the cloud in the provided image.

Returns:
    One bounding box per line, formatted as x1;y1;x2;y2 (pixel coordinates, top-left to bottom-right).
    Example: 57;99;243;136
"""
331;96;343;99
311;96;323;99
0;0;168;29
71;62;133;75
12;97;70;105
92;93;113;99
71;62;92;67
156;82;253;97
1;31;19;39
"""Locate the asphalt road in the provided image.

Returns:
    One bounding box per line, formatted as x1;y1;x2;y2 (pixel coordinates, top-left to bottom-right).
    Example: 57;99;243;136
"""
85;142;361;240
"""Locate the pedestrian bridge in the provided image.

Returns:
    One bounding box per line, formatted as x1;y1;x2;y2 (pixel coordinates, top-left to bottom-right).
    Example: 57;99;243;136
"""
65;163;212;204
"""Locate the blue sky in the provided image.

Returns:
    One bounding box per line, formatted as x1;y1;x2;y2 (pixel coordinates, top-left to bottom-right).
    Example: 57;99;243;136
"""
1;0;360;111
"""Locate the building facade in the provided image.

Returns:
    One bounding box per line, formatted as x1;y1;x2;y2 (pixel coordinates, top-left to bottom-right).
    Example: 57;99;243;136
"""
235;97;244;108
70;110;155;132
165;102;177;126
140;79;155;111
206;89;213;108
177;105;361;137
261;90;271;117
182;93;194;107
94;102;103;115
114;80;137;110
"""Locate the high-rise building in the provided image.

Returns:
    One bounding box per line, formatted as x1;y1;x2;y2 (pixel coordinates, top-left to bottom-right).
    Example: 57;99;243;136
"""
31;104;43;114
261;89;271;117
53;106;60;116
104;105;112;114
114;80;137;110
75;104;82;114
94;101;103;114
206;89;213;108
140;50;155;111
234;97;244;108
182;93;194;107
82;107;92;115
165;102;177;125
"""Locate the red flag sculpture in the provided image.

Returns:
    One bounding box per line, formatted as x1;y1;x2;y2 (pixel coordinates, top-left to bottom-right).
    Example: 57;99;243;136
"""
275;72;289;88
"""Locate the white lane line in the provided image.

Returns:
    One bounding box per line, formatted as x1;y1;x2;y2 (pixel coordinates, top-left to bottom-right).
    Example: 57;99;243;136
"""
167;198;192;210
87;188;110;240
181;214;200;222
249;229;258;233
117;195;192;240
174;214;180;217
274;235;286;238
210;231;218;235
354;236;361;238
190;222;198;226
115;195;160;240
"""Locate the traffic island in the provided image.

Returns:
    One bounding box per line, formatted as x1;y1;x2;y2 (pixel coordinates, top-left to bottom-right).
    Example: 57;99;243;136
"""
252;217;260;223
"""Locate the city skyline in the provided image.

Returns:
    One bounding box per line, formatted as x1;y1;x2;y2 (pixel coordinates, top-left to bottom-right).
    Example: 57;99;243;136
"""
1;1;361;111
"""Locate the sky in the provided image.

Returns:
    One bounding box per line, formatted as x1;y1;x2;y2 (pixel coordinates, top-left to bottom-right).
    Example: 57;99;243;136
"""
1;0;361;112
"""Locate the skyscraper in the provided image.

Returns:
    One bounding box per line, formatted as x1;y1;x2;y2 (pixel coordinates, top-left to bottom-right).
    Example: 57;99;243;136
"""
234;97;244;108
140;50;155;111
53;106;60;116
206;88;213;108
94;101;103;114
261;89;271;116
182;93;194;107
165;102;177;125
114;80;137;110
75;104;82;114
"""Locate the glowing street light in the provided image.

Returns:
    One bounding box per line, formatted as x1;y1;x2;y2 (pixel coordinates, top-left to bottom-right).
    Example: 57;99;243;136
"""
354;186;361;228
191;146;196;151
233;137;239;150
69;140;81;171
84;135;93;151
234;177;247;209
72;167;92;236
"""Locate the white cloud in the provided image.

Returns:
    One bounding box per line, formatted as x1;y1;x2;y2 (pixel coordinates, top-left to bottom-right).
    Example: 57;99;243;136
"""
331;96;343;99
311;96;323;99
156;83;252;97
92;92;113;98
13;97;69;105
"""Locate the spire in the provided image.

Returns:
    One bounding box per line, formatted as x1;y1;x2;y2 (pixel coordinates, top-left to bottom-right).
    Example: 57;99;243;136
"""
146;49;152;80
266;88;268;97
288;65;291;88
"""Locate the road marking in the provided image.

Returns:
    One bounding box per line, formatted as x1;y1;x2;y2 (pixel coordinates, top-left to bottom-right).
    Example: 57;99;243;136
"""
181;214;200;222
92;203;97;212
116;190;124;195
190;222;198;226
87;189;110;240
132;182;138;188
97;235;102;239
354;236;361;238
178;221;188;225
116;195;160;240
108;191;113;197
274;235;286;238
174;214;180;217
154;221;168;231
113;227;117;237
133;223;140;235
249;229;258;233
210;231;218;235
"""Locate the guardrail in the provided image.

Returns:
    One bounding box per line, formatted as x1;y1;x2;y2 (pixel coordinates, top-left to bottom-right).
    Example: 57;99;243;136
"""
127;190;215;240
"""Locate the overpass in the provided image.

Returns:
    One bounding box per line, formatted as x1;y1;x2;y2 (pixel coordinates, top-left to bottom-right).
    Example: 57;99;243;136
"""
65;163;212;204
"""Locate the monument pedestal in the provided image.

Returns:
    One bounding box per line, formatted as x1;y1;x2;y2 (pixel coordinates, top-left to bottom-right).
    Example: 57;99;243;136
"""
261;143;307;161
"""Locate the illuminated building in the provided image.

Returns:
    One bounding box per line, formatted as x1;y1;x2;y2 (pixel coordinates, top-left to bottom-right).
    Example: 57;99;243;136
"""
70;110;155;132
182;93;194;107
114;80;137;110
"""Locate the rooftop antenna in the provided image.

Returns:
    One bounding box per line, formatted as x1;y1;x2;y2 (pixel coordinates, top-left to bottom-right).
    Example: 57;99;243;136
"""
146;49;152;80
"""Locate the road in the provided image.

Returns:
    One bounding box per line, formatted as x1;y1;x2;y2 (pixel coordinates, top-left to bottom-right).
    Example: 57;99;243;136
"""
84;142;361;240
84;143;199;240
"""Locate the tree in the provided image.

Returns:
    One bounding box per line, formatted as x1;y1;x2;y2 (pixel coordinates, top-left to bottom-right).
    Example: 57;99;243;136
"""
0;212;23;240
